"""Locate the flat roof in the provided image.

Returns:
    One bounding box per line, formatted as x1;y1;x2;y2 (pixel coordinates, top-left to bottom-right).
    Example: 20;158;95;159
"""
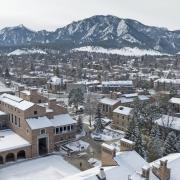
0;129;30;152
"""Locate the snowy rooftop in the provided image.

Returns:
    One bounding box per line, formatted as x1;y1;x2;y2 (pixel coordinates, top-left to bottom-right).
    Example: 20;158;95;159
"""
113;106;133;115
51;114;76;127
122;93;138;98
0;129;30;152
155;115;180;131
102;80;133;87
48;76;62;85
75;80;100;85
169;97;180;105
0;93;34;111
64;150;149;180
154;78;180;84
150;153;180;180
0;155;80;180
26;116;53;130
100;97;120;106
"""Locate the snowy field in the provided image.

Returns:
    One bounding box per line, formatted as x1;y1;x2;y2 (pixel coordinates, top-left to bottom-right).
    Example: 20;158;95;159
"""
64;140;89;152
8;49;47;56
0;155;80;180
73;46;168;56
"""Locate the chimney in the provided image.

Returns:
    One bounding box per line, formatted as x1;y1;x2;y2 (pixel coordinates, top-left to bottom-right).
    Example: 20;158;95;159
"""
48;98;56;109
96;168;106;180
101;143;117;166
141;166;150;180
110;91;117;99
30;88;38;95
152;160;171;180
120;138;135;151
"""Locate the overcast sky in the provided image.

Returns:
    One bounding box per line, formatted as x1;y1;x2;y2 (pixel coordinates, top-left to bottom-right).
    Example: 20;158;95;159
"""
0;0;179;31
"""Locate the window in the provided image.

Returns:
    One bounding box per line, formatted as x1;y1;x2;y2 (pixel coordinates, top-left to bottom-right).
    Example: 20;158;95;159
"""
60;127;63;133
64;126;66;131
15;116;17;125
67;125;70;131
18;118;21;127
11;114;13;123
40;129;46;134
34;111;37;115
26;128;29;134
56;128;59;134
71;125;74;130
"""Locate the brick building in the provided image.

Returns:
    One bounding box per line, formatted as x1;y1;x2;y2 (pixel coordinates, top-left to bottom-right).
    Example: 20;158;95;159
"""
112;106;133;131
0;91;76;165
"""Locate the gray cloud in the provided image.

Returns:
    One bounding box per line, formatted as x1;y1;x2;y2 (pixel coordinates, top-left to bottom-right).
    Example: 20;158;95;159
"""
0;0;179;31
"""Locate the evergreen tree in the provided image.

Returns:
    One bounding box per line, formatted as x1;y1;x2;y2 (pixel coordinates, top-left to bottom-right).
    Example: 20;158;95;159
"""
77;115;83;133
147;124;163;161
134;122;146;158
94;106;104;133
68;88;84;110
150;123;161;139
147;135;163;162
124;118;136;140
163;131;178;156
5;68;10;78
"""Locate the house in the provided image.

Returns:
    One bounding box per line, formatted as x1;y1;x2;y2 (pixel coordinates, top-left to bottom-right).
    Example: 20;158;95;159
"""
0;93;76;164
155;114;180;136
112;106;133;131
154;78;180;91
169;97;180;114
99;93;121;118
47;76;65;93
150;153;180;180
100;80;134;94
15;87;48;103
63;139;180;180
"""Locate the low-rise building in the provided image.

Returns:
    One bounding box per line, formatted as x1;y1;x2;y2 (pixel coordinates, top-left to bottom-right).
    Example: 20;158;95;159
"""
0;92;76;164
112;106;133;131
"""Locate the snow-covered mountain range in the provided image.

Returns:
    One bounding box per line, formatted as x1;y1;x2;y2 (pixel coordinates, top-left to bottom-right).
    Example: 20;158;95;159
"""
0;15;180;54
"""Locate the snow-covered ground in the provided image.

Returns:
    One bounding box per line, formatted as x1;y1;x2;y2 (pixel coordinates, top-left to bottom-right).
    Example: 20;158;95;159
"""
8;49;47;56
64;140;89;152
0;155;80;180
73;46;168;56
91;129;123;141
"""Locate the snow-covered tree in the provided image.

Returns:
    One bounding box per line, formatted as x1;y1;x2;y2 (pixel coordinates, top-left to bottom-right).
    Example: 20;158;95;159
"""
124;118;136;140
125;118;145;158
147;124;163;161
84;92;98;127
150;123;161;139
68;88;84;110
163;131;178;156
133;122;146;158
94;106;104;133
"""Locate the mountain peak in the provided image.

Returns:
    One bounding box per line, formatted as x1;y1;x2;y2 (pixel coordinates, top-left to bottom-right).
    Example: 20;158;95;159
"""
0;15;180;54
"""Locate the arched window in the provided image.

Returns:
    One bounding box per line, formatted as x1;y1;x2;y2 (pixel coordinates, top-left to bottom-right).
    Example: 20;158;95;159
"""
0;156;3;164
6;153;15;163
17;150;26;159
